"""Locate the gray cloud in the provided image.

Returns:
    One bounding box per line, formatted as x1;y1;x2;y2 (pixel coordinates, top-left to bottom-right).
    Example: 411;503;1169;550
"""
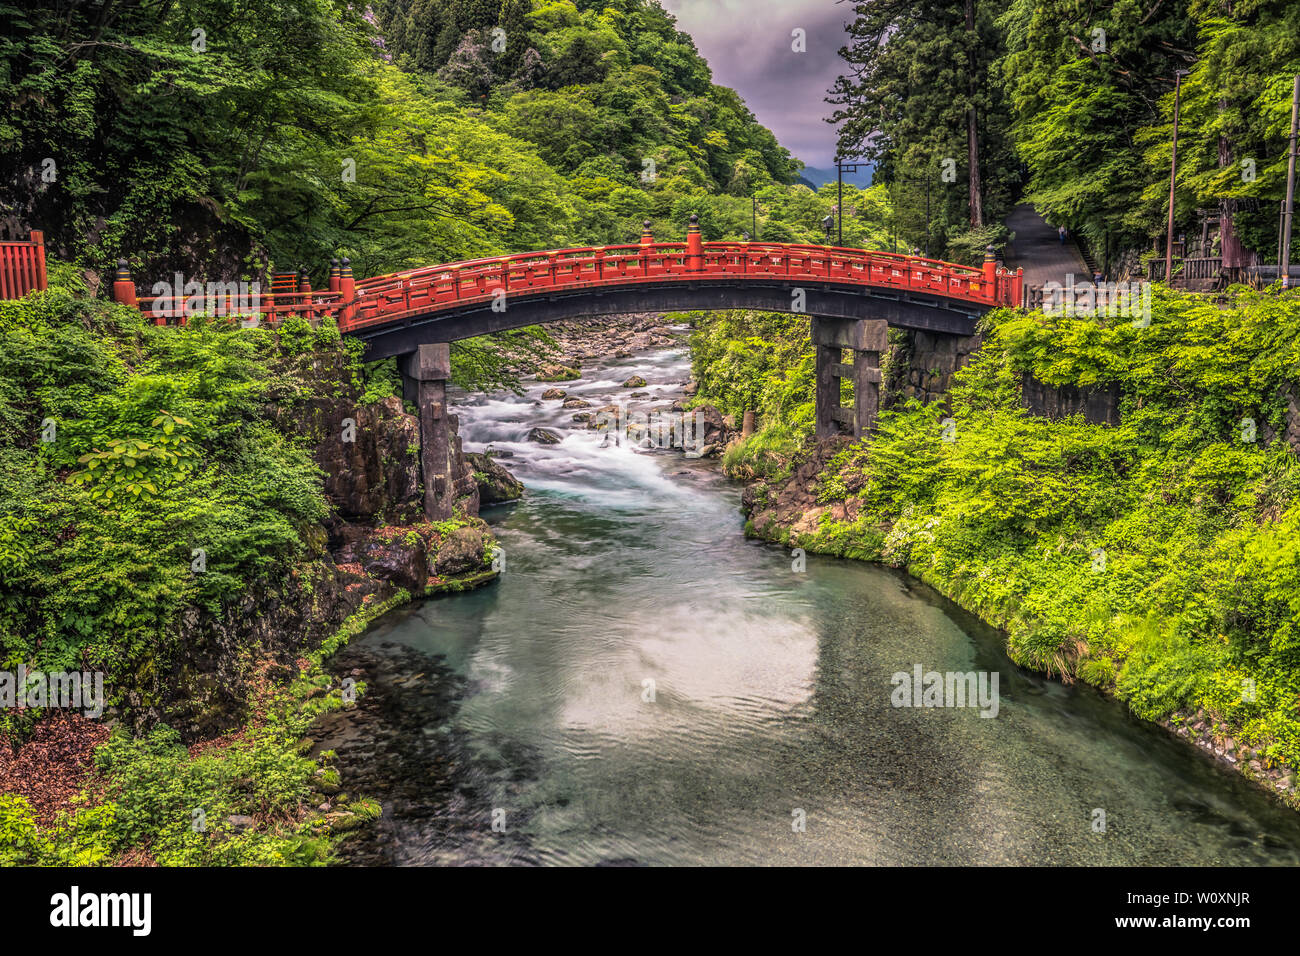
660;0;851;167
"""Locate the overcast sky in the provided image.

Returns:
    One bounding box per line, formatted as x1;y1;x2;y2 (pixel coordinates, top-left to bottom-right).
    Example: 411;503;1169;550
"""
660;0;854;168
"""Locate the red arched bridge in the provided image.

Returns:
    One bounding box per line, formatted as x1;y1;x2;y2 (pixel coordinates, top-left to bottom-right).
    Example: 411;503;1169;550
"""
109;218;1023;353
93;217;1023;520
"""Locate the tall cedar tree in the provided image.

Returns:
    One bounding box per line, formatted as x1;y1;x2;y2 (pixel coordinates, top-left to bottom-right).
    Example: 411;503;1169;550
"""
828;0;1015;237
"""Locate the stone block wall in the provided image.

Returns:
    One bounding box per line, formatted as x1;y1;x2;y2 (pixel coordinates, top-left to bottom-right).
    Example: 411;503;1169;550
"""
884;329;983;410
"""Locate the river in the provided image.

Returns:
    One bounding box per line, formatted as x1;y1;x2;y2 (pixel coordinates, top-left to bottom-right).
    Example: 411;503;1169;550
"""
317;335;1300;866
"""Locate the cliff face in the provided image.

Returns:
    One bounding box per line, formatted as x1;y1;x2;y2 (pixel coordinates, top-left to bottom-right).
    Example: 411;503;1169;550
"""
164;346;499;739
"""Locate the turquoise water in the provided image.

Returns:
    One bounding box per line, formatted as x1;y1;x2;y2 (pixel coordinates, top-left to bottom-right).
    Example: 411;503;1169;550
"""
317;344;1300;866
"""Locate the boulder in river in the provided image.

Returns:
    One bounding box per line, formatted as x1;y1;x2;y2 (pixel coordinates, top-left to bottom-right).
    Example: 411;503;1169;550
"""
536;365;580;382
432;525;490;578
465;452;524;505
694;404;727;449
541;388;567;400
562;398;592;409
527;427;563;445
621;375;647;388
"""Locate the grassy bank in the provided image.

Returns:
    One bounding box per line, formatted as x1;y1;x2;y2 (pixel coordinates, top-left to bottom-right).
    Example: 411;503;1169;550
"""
700;289;1300;790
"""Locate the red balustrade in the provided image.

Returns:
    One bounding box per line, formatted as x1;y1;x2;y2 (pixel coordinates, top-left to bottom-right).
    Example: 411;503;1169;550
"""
110;237;1023;331
0;232;48;300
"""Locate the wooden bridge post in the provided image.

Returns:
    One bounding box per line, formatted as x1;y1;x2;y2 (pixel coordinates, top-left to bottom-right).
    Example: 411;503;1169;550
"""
30;231;47;292
982;245;997;292
398;343;478;521
686;213;704;272
338;258;356;328
111;259;138;308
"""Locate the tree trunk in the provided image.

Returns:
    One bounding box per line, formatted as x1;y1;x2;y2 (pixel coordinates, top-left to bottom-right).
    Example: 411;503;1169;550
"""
965;0;984;228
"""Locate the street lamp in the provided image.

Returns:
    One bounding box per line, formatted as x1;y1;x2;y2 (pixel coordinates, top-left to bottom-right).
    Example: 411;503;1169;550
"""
835;157;868;246
821;215;835;243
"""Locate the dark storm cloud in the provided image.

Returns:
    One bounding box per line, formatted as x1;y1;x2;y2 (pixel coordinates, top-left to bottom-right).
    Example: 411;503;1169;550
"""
660;0;852;167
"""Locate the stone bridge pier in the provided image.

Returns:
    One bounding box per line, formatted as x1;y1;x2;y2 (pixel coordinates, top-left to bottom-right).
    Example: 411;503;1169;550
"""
812;316;888;439
398;343;479;521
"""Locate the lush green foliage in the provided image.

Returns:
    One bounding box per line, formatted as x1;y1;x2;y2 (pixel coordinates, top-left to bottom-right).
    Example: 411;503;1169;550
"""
719;288;1300;770
3;0;904;390
0;591;400;866
833;0;1300;265
829;0;1020;255
0;281;347;729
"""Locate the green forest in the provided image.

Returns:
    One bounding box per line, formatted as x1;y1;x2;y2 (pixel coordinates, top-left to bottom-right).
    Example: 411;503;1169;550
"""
1;0;1300;869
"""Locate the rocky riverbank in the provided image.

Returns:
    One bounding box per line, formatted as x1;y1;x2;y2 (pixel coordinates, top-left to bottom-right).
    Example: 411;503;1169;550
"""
512;313;741;456
520;313;690;384
735;434;1300;812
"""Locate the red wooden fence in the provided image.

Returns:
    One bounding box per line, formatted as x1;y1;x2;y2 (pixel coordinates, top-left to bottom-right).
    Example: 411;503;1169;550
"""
0;232;48;299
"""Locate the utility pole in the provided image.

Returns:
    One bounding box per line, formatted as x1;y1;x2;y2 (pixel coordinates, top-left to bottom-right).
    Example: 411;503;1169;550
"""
835;158;867;247
964;0;983;228
1165;69;1190;287
752;195;758;241
925;177;931;257
1281;73;1299;289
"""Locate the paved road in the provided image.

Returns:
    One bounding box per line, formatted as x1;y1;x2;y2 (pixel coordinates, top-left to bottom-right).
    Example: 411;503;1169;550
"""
1003;203;1091;288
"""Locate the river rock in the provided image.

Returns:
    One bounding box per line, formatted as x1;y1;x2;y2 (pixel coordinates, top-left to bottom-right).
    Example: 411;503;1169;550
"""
432;525;489;578
694;404;727;450
536;364;580;382
527;427;563;444
336;531;428;594
622;375;647;388
562;398;592;409
630;391;649;399
465;452;524;505
541;388;567;400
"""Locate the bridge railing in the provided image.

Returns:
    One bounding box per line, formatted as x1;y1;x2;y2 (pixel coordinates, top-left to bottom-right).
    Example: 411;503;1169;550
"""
107;228;1023;331
0;231;48;300
140;289;346;325
343;240;1016;333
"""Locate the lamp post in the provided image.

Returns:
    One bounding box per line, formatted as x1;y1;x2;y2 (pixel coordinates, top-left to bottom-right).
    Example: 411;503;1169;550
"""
1164;68;1191;286
835;157;868;246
